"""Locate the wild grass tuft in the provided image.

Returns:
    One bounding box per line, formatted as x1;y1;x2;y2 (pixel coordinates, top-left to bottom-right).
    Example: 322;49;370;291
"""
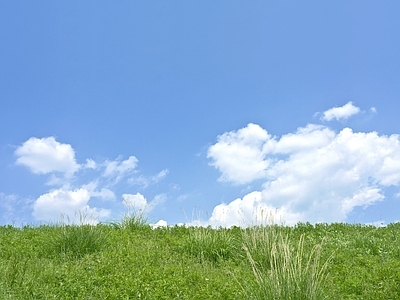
49;224;107;259
241;224;333;299
185;226;238;264
110;209;148;230
48;211;108;259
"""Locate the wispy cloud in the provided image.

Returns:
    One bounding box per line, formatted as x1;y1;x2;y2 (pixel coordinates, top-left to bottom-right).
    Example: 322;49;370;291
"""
84;159;97;169
102;156;138;183
0;193;35;226
128;169;169;188
82;181;116;201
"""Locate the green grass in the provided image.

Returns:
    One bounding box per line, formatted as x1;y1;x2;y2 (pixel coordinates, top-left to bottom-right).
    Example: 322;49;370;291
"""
241;226;332;299
0;217;399;299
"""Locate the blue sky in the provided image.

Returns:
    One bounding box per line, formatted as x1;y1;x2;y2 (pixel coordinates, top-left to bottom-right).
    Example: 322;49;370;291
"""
1;1;400;226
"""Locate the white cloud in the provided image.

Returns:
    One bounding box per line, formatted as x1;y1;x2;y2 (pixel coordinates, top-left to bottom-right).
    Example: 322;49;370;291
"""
15;137;80;177
93;188;115;200
0;193;34;226
275;124;335;154
321;102;361;121
150;219;168;229
82;181;116;201
128;169;169;188
102;156;138;182
33;188;110;224
341;188;384;215
177;194;189;202
206;191;302;227
122;193;147;211
122;192;166;213
207;123;273;184
7;136;171;225
45;174;71;187
149;193;167;211
206;122;400;226
0;193;19;224
84;159;97;169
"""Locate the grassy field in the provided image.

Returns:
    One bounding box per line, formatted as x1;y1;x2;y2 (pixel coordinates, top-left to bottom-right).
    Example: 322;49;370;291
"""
0;214;399;299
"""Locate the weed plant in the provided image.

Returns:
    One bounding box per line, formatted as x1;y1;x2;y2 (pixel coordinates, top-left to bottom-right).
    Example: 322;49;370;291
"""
185;226;239;264
45;212;109;259
48;223;108;259
110;209;148;230
242;225;332;299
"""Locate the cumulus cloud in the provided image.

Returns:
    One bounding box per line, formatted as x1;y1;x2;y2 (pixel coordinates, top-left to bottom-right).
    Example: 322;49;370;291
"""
321;101;361;121
206;121;400;226
15;137;80;177
151;219;168;229
203;191;301;227
33;188;110;224
122;193;147;211
9;136;170;224
122;192;166;213
207;123;273;184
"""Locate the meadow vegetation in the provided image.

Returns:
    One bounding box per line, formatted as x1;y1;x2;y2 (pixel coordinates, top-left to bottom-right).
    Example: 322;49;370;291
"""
0;213;399;299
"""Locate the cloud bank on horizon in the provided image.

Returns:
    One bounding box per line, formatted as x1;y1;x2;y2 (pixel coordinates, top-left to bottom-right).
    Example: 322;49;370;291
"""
206;102;400;226
3;102;399;226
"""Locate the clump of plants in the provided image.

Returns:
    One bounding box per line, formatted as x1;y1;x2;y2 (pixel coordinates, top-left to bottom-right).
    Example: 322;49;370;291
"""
110;209;148;230
48;211;109;259
185;225;239;264
241;223;333;299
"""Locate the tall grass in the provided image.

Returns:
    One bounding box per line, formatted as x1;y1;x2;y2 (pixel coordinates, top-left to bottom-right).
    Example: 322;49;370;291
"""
1;219;400;298
110;209;148;230
185;226;239;263
181;208;238;263
2;254;29;296
241;224;333;299
48;211;108;259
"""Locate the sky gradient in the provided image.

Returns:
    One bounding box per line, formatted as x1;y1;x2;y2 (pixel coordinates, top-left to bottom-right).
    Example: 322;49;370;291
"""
1;1;400;226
